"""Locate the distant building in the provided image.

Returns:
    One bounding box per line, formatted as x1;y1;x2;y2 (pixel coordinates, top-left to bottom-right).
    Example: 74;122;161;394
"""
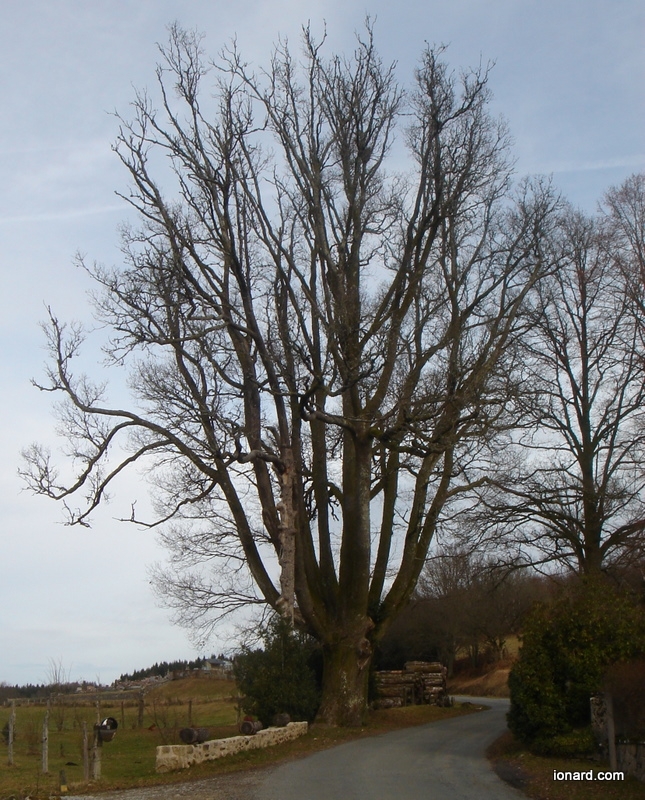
202;656;234;678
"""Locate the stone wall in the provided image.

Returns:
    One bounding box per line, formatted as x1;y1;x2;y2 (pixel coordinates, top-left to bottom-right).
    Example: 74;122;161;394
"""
155;722;308;772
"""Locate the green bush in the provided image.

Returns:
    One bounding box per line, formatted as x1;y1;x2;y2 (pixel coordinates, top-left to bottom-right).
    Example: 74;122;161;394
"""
508;578;645;747
531;727;597;757
234;616;321;726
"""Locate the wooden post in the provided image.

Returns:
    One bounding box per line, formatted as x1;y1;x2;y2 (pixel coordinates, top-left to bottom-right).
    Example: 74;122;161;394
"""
137;690;144;728
42;708;49;774
120;700;125;730
59;768;68;794
90;725;102;780
188;699;193;727
606;692;617;771
7;701;15;766
82;721;89;781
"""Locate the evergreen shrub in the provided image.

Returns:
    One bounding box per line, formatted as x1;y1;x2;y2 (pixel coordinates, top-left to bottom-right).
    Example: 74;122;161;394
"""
508;578;645;750
234;616;321;726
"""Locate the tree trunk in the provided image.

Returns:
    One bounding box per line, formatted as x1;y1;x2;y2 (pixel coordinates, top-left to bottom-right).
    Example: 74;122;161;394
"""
316;633;372;726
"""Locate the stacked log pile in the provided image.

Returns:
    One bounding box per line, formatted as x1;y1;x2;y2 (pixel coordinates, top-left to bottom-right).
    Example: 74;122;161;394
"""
373;662;448;709
372;671;416;707
405;661;448;704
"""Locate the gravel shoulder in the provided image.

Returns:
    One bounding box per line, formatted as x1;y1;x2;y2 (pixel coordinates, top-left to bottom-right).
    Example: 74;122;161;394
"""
67;765;279;800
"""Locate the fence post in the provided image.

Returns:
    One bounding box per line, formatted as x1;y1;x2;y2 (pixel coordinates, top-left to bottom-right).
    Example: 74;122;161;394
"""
606;692;617;771
82;721;89;781
7;701;15;766
90;724;102;780
138;690;144;728
42;708;49;774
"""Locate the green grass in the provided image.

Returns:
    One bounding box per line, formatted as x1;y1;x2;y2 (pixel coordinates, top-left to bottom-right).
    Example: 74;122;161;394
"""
0;681;478;798
0;679;240;797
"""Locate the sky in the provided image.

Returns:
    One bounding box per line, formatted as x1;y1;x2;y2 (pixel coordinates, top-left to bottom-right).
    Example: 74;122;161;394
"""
1;0;643;687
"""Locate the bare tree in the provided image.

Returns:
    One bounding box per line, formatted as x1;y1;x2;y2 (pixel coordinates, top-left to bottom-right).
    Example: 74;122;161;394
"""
603;173;645;305
46;658;71;732
413;549;479;673
415;548;540;668
471;198;645;574
22;24;557;724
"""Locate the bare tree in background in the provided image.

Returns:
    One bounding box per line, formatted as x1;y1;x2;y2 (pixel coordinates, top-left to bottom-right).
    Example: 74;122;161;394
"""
417;549;539;667
470;194;645;574
21;24;557;724
46;658;71;732
379;549;541;673
603;173;645;304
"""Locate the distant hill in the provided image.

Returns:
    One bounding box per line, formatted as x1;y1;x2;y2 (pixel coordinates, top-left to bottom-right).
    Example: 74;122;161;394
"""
0;683;48;702
0;681;98;701
118;657;208;682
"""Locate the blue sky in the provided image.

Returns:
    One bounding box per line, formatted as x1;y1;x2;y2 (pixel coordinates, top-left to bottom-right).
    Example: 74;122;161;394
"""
1;0;643;686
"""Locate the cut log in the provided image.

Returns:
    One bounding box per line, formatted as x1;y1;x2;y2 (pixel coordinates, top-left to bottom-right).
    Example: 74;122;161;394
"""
405;661;445;673
239;720;263;735
179;727;210;744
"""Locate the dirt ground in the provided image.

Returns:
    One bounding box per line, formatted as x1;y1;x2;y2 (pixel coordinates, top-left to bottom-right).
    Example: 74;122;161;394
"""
67;766;277;800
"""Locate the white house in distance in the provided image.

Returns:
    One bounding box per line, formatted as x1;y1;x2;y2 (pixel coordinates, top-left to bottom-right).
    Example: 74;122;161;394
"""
201;657;234;679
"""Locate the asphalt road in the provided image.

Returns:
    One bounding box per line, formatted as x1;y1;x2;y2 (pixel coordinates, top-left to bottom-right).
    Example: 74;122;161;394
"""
254;697;526;800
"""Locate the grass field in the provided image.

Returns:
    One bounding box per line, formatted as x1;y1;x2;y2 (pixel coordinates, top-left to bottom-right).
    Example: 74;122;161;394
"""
0;678;240;797
0;679;478;798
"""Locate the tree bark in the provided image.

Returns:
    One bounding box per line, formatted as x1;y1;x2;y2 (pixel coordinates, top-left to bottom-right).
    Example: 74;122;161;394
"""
317;630;373;726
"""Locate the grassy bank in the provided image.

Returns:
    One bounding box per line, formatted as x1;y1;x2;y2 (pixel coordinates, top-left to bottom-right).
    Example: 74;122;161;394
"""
487;731;645;800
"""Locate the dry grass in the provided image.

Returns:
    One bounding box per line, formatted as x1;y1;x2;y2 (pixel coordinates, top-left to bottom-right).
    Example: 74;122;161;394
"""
448;666;511;698
448;660;513;698
444;637;521;699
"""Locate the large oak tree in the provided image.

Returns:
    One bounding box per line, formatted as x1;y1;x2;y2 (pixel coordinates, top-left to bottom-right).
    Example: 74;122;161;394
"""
22;25;557;724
